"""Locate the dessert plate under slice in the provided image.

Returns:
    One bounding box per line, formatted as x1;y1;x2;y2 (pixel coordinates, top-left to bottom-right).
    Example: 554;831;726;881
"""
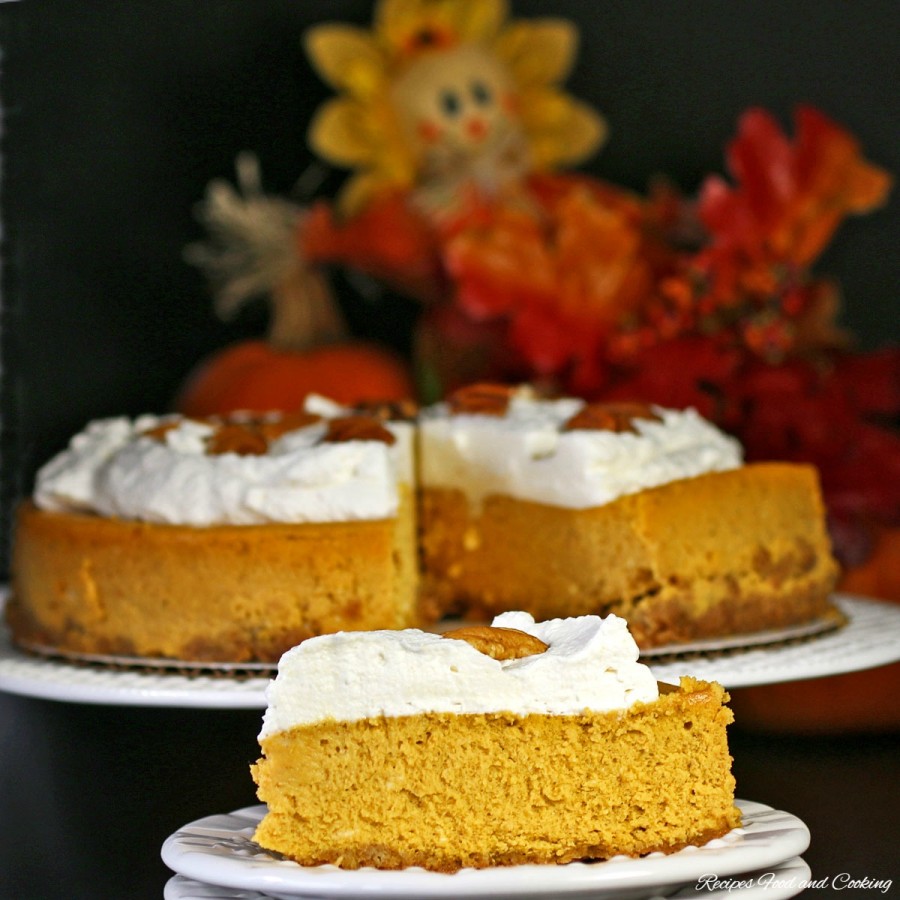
161;799;809;900
164;855;812;900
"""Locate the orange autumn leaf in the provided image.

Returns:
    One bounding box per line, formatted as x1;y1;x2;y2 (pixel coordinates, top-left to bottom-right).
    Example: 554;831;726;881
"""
443;175;672;379
443;201;558;319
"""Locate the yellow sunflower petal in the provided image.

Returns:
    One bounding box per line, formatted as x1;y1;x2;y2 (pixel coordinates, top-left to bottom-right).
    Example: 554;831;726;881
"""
448;0;509;44
304;24;387;100
337;171;395;217
307;98;382;168
520;88;607;169
338;144;419;215
494;19;577;88
375;0;423;33
518;86;584;131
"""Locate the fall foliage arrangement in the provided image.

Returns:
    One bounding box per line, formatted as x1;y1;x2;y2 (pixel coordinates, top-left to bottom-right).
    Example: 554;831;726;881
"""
183;0;897;573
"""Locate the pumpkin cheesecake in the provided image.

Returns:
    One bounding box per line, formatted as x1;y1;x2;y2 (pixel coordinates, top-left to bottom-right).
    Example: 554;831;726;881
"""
7;381;840;663
418;384;839;648
251;612;742;871
6;397;420;663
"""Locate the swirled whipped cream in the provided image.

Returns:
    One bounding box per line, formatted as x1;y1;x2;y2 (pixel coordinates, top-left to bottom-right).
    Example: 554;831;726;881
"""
419;387;742;508
33;396;413;526
258;612;659;737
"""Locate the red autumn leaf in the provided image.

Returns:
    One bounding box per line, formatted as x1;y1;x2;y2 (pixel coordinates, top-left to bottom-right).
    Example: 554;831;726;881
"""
698;106;892;268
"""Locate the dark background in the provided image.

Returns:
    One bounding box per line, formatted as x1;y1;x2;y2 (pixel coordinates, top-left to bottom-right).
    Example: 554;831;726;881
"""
1;0;898;569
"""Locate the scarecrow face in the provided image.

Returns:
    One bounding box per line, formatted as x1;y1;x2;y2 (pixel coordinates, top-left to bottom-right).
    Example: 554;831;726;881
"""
390;43;529;185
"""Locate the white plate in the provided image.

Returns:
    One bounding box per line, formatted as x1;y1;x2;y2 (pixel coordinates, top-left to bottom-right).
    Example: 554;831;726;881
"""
1;594;898;707
164;856;813;900
648;593;900;688
160;800;809;900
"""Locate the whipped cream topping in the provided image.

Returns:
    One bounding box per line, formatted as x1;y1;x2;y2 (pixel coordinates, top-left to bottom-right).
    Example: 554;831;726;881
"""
258;612;659;738
34;397;412;526
419;389;743;508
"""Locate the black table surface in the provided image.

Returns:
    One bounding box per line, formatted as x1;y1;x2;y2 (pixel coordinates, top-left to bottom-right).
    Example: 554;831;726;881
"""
1;690;897;900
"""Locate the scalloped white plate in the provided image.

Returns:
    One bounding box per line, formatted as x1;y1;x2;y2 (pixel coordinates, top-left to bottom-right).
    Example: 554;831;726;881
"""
165;857;813;899
165;854;813;899
161;800;809;900
1;594;898;707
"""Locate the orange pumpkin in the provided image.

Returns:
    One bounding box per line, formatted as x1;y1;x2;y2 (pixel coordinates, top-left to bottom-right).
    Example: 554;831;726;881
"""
176;264;414;416
730;527;900;735
176;339;414;417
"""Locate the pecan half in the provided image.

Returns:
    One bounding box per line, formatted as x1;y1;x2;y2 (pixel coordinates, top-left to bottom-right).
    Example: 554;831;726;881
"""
563;402;661;434
256;411;321;442
140;420;185;443
353;399;419;422
442;625;548;660
447;382;516;416
206;423;269;456
143;412;322;456
321;415;396;445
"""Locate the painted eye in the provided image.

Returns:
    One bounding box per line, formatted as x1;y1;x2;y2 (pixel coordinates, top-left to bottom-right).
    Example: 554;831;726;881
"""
439;89;461;118
471;80;492;106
